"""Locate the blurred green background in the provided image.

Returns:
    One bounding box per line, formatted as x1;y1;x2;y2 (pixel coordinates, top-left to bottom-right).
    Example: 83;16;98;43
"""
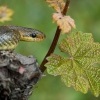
0;0;100;100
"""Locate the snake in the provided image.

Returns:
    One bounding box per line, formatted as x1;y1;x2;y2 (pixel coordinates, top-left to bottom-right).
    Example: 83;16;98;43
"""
0;25;45;51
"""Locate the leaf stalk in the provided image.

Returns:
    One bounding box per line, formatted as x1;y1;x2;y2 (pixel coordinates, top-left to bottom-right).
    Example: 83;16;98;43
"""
40;0;70;72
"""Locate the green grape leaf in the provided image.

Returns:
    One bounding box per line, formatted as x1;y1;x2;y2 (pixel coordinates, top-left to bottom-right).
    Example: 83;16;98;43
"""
45;32;100;97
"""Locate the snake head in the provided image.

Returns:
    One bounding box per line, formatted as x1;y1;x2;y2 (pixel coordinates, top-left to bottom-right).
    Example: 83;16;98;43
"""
19;27;45;42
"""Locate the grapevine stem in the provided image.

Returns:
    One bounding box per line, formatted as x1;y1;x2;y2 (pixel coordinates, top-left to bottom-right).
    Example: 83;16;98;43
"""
40;0;70;72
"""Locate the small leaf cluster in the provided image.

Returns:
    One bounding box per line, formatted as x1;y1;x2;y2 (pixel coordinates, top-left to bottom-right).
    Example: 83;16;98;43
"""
46;0;75;33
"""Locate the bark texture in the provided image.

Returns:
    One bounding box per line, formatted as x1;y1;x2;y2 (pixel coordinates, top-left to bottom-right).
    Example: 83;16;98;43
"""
0;51;42;100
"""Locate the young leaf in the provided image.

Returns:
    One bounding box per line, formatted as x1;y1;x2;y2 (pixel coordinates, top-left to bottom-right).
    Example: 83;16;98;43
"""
46;0;76;33
46;0;65;12
45;32;100;97
53;13;76;33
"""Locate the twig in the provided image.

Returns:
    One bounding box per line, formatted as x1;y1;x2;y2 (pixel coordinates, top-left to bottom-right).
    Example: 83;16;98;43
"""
40;0;70;72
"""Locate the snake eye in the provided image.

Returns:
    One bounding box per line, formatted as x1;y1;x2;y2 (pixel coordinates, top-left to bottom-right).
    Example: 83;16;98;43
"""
30;33;36;38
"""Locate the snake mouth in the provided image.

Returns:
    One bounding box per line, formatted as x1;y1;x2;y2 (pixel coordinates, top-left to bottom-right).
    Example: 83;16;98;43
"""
20;33;46;42
36;34;46;41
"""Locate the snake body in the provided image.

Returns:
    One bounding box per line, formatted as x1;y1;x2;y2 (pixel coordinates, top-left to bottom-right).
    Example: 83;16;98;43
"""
0;25;45;51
